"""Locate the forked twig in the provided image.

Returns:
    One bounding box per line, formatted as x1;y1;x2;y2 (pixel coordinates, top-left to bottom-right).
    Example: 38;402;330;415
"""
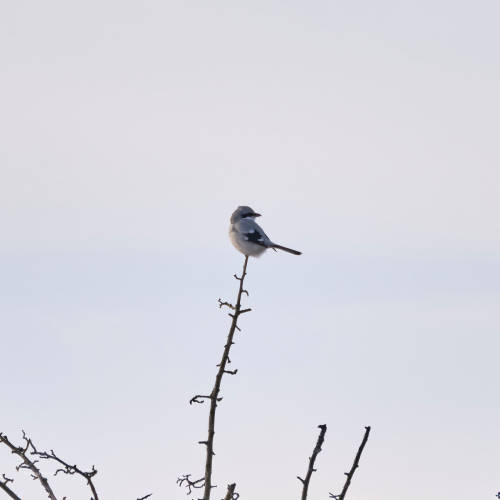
0;431;103;500
0;432;57;500
177;474;205;495
0;474;22;500
32;446;99;500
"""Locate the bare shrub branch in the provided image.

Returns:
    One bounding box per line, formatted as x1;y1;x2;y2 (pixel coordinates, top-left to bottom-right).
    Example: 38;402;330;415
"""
30;445;99;500
177;473;205;495
0;431;57;500
0;431;105;500
329;426;371;500
201;256;249;499
297;424;327;500
0;473;22;500
179;256;250;500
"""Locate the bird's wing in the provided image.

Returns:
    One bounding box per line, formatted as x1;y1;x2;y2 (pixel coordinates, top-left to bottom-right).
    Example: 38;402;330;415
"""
235;219;271;247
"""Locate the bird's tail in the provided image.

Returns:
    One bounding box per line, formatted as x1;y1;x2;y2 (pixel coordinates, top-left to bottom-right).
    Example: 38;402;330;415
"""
271;244;302;256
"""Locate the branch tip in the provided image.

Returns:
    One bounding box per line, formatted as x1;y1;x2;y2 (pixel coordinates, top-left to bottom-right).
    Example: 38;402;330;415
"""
330;425;371;500
299;424;327;500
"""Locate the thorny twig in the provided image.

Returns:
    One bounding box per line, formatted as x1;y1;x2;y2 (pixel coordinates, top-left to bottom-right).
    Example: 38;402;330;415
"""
177;474;205;495
329;426;371;500
0;431;104;500
180;256;250;500
297;424;327;500
0;431;57;500
217;299;235;310
31;445;99;500
0;473;22;500
200;256;250;499
190;395;222;405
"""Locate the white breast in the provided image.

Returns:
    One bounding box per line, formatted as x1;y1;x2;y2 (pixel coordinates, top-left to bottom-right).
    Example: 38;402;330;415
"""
229;225;267;257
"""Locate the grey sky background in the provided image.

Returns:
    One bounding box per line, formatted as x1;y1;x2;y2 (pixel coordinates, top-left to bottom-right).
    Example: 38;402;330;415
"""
1;1;499;499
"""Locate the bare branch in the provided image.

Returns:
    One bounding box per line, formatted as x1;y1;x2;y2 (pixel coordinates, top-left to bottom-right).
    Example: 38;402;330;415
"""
218;299;235;310
0;432;57;500
179;256;250;499
31;445;99;500
136;494;152;500
297;424;327;500
190;395;217;405
222;482;238;500
177;474;205;495
0;474;22;500
200;255;250;500
329;426;371;500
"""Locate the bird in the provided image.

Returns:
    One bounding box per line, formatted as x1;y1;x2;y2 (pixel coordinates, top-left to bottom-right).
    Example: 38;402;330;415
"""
229;206;302;257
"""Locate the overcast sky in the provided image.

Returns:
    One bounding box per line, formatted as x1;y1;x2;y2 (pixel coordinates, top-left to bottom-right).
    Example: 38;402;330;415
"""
1;2;499;499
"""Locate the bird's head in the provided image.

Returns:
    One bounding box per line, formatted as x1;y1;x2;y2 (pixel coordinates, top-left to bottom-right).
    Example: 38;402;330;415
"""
231;206;262;223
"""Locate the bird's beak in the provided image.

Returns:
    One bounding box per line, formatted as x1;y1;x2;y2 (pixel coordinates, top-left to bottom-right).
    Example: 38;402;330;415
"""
253;213;261;217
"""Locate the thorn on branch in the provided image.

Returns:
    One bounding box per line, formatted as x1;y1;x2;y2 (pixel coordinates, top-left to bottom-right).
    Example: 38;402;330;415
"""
1;474;13;485
0;473;21;500
218;299;235;310
223;369;238;375
177;474;205;495
190;395;211;405
137;494;152;500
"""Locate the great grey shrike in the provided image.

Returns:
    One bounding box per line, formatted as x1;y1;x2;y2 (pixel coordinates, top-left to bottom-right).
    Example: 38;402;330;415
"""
229;206;302;257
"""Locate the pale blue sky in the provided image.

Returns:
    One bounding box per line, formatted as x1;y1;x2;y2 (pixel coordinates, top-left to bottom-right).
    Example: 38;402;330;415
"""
1;1;499;499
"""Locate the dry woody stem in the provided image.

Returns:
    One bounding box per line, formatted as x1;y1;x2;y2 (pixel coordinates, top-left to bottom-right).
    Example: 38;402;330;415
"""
0;474;22;500
297;424;327;500
179;256;249;499
202;255;249;499
329;426;371;500
0;431;103;500
0;432;57;500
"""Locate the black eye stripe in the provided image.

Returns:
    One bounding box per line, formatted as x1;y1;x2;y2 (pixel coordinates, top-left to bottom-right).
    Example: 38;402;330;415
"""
241;213;254;218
